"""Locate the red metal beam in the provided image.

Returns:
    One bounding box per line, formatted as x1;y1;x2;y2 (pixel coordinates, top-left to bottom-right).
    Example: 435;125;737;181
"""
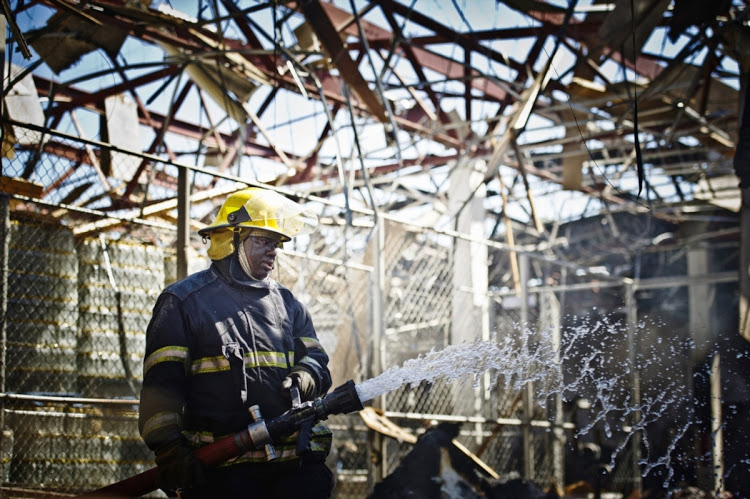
42;67;181;117
32;75;297;162
299;0;388;123
315;0;512;103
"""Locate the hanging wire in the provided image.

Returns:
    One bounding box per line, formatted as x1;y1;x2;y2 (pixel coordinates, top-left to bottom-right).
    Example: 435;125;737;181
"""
348;0;402;167
627;0;646;199
99;234;139;398
523;0;651;213
342;82;380;244
242;13;355;228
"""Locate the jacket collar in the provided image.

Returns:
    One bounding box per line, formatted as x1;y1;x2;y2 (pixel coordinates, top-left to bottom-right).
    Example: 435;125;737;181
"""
212;254;276;290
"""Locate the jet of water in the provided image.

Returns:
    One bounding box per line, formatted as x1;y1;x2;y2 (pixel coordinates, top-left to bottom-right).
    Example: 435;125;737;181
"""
355;331;563;404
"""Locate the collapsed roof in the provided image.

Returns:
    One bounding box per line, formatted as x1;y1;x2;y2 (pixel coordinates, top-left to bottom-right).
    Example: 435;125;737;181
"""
2;0;748;249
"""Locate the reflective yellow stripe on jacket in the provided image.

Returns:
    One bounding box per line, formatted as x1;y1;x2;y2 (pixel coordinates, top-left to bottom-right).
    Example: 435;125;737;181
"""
298;336;325;354
141;411;182;443
143;346;189;377
190;350;288;374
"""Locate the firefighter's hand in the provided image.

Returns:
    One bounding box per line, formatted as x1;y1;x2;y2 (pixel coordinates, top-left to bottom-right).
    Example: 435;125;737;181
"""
154;439;207;495
282;366;318;401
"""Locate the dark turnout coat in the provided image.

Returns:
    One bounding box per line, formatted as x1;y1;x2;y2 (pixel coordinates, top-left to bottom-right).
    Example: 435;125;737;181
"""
138;255;333;464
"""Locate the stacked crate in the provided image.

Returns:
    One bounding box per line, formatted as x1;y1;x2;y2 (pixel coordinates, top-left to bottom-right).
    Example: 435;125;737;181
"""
6;405;154;491
76;238;165;399
163;247;210;286
3;218;79;489
4;219;79;394
1;218;164;493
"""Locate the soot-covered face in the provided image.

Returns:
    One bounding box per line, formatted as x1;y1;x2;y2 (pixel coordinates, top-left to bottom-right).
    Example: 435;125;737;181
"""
242;234;280;280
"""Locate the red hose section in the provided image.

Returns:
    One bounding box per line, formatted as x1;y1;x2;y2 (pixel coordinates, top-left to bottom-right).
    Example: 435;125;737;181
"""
74;432;248;497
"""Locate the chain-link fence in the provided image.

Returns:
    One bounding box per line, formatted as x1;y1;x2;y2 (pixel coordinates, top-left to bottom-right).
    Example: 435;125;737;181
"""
1;122;740;497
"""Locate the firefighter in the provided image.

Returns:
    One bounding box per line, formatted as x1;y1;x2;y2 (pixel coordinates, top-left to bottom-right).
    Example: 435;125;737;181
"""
138;187;334;498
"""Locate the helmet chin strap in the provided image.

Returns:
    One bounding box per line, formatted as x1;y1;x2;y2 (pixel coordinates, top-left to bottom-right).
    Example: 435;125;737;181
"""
232;228;241;255
234;228;261;281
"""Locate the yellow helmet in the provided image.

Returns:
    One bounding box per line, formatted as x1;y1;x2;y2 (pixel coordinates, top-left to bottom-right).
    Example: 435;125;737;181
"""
199;187;318;260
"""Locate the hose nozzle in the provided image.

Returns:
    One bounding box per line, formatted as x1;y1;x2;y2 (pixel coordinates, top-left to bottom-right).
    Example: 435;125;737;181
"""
319;379;364;416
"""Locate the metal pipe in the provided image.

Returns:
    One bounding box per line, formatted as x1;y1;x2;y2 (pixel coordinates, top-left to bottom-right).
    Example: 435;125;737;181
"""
489;271;737;298
711;354;724;494
382;410;576;430
0;392;139;405
368;216;387;488
0;195;9;461
176;163;190;280
520;254;534;480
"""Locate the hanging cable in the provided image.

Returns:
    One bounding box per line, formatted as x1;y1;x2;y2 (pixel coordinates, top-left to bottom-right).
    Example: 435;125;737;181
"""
99;234;138;398
342;82;379;244
348;0;402;166
242;13;355;227
627;0;646;199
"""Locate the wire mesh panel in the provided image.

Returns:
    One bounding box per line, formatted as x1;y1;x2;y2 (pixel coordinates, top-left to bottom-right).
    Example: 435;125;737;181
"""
76;238;165;399
274;221;375;386
382;226;454;417
0;220;165;494
273;222;375;499
0;126;175;494
5;404;155;493
326;413;371;499
5;217;79;395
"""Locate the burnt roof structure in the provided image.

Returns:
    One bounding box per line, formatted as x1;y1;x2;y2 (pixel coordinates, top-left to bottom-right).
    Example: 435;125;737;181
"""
3;3;750;495
2;0;749;267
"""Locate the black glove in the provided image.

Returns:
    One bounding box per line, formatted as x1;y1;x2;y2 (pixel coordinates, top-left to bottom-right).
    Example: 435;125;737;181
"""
154;439;207;496
281;366;318;402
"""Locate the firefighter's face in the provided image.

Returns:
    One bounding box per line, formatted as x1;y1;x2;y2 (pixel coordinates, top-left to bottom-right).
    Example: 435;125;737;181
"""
243;235;279;279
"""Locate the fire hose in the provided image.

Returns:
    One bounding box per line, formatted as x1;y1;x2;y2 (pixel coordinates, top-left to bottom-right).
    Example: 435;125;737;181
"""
76;380;364;498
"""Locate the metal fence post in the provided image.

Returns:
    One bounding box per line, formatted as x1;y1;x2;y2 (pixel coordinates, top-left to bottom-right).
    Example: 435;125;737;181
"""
542;288;565;487
711;353;724;493
368;216;387;488
519;253;534;480
0;194;9;481
625;283;642;494
0;195;8;399
176;165;190;281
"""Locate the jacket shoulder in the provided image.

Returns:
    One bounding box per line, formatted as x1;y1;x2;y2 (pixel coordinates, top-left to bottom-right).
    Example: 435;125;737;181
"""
272;279;292;294
164;267;218;301
271;280;298;302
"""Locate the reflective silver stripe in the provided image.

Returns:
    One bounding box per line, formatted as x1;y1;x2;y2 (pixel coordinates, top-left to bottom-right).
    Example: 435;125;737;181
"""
234;449;272;460
142;411;181;440
191;355;229;374
230;446;299;463
248;350;287;368
143;346;189;376
299;336;325;354
298;355;323;371
184;424;332;464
